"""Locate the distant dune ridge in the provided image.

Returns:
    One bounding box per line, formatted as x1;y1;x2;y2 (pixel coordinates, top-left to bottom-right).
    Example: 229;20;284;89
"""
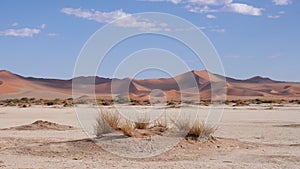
1;69;300;100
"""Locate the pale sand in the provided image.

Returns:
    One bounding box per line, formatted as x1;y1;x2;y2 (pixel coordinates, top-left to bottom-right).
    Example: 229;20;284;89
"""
0;105;300;168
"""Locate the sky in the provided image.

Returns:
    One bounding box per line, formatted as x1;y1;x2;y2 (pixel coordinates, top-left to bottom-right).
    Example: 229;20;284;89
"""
0;0;299;81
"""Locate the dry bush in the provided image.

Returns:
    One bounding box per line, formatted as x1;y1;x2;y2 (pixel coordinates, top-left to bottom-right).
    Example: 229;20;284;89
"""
101;109;120;130
170;117;192;131
153;119;167;128
187;121;217;139
94;109;120;137
134;114;150;129
120;120;135;137
171;117;217;140
151;120;168;134
94;115;112;137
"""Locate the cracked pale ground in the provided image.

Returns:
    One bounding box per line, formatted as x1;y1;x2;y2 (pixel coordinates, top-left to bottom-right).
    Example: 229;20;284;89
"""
0;105;299;169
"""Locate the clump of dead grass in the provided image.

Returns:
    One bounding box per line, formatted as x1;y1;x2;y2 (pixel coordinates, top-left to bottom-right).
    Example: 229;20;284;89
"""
134;114;150;129
94;115;112;137
95;108;216;140
171;117;217;140
120;120;135;137
187;121;217;139
94;109;120;137
101;109;120;130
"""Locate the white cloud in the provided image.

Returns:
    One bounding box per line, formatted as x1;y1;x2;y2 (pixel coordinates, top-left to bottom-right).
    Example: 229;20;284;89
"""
61;8;168;31
140;0;232;5
171;0;182;4
47;33;58;37
138;0;181;4
206;14;216;19
185;5;218;13
185;2;263;16
114;16;159;30
0;28;41;37
267;15;280;19
187;0;232;6
61;8;130;23
11;22;18;27
222;3;263;16
139;0;264;16
40;24;46;29
211;28;225;33
269;53;282;59
278;11;285;14
273;0;292;5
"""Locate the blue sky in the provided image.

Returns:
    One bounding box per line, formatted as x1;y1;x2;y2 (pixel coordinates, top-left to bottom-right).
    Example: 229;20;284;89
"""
0;0;299;81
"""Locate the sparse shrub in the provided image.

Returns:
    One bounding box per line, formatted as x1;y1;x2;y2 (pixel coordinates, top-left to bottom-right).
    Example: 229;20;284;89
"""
255;98;262;104
182;100;194;104
46;101;54;106
187;121;217;139
20;97;29;102
120;120;135;137
94;115;112;137
171;117;217;140
154;119;167;128
94;109;121;137
167;100;176;106
115;96;131;104
97;98;112;106
151;120;168;134
170;117;192;132
130;99;140;105
143;99;151;105
134;114;150;129
74;99;88;104
100;109;120;130
102;99;112;105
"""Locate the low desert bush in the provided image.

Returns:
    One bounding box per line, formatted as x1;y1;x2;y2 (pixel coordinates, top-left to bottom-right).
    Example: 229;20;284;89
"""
100;109;120;130
153;119;167;128
134;114;150;129
170;117;192;132
94;115;112;137
171;117;217;140
187;121;217;139
120;120;135;137
94;109;120;137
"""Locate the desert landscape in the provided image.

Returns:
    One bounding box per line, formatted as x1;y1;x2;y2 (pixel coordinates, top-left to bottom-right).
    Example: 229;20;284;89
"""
1;70;300;168
0;104;300;168
1;70;300;101
1;1;299;168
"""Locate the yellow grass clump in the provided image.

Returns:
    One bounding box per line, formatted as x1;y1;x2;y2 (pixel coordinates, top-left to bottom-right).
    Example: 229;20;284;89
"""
94;109;120;137
120;120;135;137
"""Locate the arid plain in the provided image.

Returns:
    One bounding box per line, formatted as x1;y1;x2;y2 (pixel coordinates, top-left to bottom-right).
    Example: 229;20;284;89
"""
1;70;300;168
0;105;300;168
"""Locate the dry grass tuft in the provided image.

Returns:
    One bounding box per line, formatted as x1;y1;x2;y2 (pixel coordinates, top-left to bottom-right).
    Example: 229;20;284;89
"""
94;115;112;137
101;110;120;130
171;117;217;140
120;120;135;137
153;120;167;128
94;108;216;139
170;117;191;131
94;109;120;137
134;115;150;129
187;121;217;140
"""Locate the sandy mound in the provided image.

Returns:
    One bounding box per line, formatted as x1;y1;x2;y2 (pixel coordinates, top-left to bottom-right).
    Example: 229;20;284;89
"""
3;120;75;131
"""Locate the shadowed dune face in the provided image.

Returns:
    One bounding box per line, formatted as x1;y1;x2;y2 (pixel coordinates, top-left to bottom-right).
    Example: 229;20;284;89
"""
1;70;300;100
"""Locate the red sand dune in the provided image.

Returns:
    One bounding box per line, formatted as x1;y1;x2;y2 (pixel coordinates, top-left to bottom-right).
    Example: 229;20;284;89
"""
1;70;300;100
